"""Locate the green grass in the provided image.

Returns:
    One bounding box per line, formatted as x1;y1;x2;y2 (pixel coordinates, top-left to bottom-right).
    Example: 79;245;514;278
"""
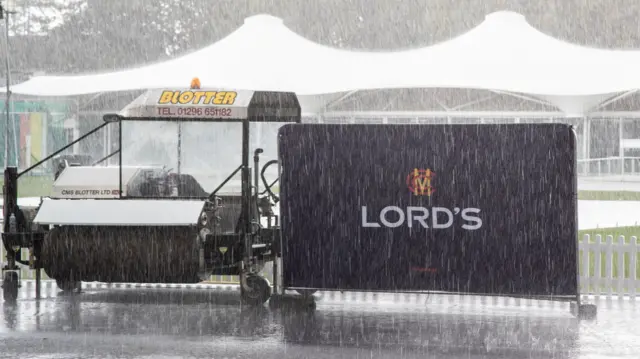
578;190;640;201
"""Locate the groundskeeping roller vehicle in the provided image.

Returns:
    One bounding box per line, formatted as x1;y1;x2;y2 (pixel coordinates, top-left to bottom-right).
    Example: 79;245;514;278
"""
1;82;596;318
1;83;300;306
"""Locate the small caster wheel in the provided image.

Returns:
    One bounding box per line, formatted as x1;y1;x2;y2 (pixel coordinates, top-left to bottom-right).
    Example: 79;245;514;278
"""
56;278;81;293
571;302;597;320
2;271;19;303
241;274;271;306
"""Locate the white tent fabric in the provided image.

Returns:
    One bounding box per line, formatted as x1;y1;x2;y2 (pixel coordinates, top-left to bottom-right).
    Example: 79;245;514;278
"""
374;11;640;97
1;14;381;96
3;11;640;115
356;11;640;114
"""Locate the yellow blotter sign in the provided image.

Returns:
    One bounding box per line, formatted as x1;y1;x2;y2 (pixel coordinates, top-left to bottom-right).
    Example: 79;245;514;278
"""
158;90;237;106
118;88;254;119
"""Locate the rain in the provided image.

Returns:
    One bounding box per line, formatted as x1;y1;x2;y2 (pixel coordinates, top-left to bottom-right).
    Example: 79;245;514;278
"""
0;0;640;358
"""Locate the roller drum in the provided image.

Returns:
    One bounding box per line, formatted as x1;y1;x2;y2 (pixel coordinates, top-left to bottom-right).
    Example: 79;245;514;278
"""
41;226;201;284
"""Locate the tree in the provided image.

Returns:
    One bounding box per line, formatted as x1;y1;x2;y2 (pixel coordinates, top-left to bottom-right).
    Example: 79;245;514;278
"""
4;0;374;74
5;0;640;75
5;0;86;36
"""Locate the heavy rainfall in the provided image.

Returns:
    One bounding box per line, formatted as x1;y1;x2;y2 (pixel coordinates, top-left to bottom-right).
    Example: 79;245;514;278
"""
0;0;639;358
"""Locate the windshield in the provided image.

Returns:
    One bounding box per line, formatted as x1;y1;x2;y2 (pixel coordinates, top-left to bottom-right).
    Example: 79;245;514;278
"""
119;120;284;198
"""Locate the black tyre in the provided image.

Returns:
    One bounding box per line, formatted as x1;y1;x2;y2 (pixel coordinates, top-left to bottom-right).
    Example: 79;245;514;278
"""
241;274;271;306
2;271;19;303
56;278;81;292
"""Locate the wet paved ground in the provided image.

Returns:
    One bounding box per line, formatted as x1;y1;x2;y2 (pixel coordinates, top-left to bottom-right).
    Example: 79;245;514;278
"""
0;281;638;359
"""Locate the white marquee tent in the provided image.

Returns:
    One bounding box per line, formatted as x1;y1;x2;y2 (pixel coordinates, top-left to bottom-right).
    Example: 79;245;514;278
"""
0;14;390;113
3;11;640;116
369;11;640;115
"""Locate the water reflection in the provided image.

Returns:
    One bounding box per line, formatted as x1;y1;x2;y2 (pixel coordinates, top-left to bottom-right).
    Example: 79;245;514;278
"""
3;288;580;357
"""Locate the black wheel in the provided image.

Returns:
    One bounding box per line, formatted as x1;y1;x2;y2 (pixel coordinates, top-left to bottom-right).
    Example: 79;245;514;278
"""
56;278;81;292
241;274;271;306
2;271;19;303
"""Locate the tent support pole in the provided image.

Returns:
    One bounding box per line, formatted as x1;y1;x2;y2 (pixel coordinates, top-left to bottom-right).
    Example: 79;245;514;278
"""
2;5;14;168
78;92;105;110
590;111;640;118
619;117;624;176
381;92;403;111
592;90;638;111
434;99;450;111
487;89;557;108
450;95;496;111
323;110;564;118
321;90;359;112
582;117;588;162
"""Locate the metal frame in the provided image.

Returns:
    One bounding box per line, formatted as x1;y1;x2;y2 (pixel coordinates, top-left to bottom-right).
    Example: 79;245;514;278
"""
102;95;301;302
1;89;302;305
316;86;640;169
1;3;15;169
272;121;594;317
108;114;261;273
1;120;110;299
570;126;582;310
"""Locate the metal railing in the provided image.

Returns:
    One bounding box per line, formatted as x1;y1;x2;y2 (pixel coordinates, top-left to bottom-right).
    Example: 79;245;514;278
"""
578;156;640;178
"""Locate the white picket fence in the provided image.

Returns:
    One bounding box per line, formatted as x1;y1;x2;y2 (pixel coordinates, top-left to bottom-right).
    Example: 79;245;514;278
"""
1;234;639;300
579;234;638;298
